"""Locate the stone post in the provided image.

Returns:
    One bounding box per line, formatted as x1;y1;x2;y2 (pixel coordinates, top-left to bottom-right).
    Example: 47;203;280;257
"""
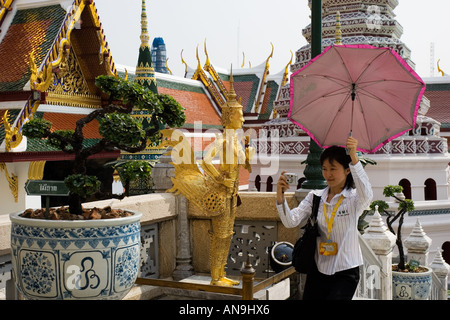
150;147;174;193
429;248;450;300
362;206;396;300
403;219;432;266
172;195;194;281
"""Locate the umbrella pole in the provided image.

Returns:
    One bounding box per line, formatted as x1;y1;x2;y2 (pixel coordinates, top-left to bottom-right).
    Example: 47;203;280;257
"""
346;85;355;154
301;0;327;190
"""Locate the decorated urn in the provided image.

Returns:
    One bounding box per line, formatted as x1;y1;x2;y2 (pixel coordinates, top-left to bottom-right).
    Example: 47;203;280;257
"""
392;266;432;300
10;211;141;300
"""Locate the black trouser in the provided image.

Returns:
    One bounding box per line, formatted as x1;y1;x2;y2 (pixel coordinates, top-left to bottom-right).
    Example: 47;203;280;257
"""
303;261;360;300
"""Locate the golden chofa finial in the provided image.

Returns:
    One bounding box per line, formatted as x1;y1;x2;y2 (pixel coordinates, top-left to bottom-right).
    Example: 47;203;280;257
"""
265;42;274;69
204;39;211;69
180;49;188;76
281;50;293;88
166;58;173;75
335;11;343;45
195;44;202;71
437;59;447;77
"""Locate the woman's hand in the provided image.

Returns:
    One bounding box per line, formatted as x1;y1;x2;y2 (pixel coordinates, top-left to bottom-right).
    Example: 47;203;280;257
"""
347;136;359;165
276;171;290;204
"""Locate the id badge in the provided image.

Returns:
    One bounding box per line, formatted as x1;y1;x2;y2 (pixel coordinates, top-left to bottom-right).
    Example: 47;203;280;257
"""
319;241;338;256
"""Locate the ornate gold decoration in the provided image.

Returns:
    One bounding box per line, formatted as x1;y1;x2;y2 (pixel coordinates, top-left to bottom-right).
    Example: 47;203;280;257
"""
192;45;225;107
47;48;90;95
203;39;228;99
28;161;46;180
165;58;173;75
273;51;294;118
254;43;273;113
45;91;101;109
13;0;117;146
180;49;188;76
0;163;18;202
437;59;446;77
30;52;54;92
162;69;254;286
45;48;102;108
2;110;22;152
0;0;14;26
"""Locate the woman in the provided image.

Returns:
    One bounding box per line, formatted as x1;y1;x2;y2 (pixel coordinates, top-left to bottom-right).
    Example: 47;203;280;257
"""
276;137;372;300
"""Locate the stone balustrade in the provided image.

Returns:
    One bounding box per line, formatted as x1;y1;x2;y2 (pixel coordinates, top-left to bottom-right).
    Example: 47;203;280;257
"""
0;191;448;300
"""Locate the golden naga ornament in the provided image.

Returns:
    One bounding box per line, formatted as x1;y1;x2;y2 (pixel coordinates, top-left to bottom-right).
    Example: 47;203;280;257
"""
162;68;254;286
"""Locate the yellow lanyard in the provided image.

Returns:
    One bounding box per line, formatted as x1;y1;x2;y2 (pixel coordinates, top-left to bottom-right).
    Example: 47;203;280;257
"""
323;195;345;241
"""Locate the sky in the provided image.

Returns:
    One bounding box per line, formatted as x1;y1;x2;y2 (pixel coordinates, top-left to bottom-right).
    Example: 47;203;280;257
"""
94;0;450;80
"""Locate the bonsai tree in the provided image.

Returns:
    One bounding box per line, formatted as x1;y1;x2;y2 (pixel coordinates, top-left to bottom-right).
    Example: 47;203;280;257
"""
22;75;185;216
369;185;415;271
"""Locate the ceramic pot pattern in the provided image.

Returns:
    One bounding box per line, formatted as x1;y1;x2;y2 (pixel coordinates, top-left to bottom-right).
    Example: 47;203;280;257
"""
392;266;432;300
10;211;141;300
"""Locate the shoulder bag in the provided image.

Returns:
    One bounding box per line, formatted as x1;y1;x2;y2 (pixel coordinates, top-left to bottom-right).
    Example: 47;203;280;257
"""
291;194;321;274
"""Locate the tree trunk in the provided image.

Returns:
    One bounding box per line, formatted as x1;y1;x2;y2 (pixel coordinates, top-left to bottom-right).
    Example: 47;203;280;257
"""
397;212;406;270
68;193;83;216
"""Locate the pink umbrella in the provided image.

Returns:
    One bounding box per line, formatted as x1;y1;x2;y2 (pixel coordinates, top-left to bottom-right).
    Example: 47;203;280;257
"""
288;44;426;153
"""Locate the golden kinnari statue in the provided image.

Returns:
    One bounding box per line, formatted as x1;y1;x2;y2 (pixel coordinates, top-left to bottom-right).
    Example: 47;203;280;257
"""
162;69;254;286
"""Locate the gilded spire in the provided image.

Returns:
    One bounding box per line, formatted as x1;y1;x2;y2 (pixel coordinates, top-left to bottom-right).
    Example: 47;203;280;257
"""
335;11;343;45
135;0;157;93
227;66;237;102
140;0;150;47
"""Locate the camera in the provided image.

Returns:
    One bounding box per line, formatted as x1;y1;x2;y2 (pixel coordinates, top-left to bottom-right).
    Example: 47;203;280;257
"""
284;173;298;186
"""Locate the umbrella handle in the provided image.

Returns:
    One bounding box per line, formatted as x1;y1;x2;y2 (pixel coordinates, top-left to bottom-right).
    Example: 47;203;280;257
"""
346;131;353;155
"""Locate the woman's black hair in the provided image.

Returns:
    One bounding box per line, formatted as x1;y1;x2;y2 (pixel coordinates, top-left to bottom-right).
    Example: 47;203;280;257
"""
320;146;355;189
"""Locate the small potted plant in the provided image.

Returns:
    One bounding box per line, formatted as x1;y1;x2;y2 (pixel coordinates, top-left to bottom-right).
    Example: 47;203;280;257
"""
370;185;433;300
9;75;185;300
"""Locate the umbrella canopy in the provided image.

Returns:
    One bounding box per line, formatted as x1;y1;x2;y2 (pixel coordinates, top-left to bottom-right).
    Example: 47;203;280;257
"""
288;44;426;153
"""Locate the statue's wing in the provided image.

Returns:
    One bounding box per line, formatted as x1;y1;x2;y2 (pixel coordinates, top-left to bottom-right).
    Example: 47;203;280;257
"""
168;169;226;217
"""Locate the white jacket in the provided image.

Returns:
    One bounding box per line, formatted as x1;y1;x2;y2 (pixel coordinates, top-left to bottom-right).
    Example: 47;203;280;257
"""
276;161;373;275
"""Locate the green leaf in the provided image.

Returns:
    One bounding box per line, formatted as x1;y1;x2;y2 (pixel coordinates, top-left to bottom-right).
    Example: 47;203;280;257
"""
64;174;101;198
382;185;403;197
369;200;389;212
98;112;145;147
22;118;52;138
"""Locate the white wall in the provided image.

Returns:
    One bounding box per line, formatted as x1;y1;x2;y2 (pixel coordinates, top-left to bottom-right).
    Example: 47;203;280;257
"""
0;162;32;216
366;156;450;202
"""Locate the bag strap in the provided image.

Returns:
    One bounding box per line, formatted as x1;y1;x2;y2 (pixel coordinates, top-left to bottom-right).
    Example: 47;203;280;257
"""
310;194;321;222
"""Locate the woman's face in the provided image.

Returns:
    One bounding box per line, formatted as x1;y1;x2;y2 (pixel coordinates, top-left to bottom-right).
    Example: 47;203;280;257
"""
321;158;350;191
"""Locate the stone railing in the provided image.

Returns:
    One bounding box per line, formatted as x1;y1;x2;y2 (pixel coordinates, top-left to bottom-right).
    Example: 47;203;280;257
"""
360;207;449;300
0;191;448;300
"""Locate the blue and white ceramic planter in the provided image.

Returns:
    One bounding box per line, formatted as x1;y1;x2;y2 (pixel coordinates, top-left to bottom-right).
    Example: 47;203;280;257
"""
10;211;141;300
392;266;432;300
